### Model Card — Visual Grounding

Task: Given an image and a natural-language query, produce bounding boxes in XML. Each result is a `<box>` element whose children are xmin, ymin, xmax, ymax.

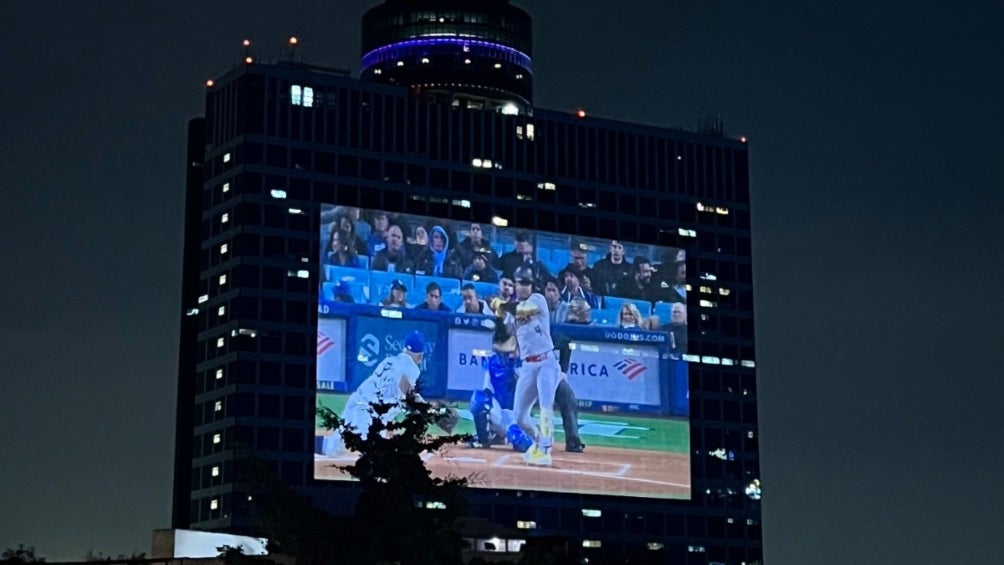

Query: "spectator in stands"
<box><xmin>326</xmin><ymin>229</ymin><xmax>363</xmax><ymax>268</ymax></box>
<box><xmin>455</xmin><ymin>223</ymin><xmax>500</xmax><ymax>270</ymax></box>
<box><xmin>621</xmin><ymin>256</ymin><xmax>657</xmax><ymax>303</ymax></box>
<box><xmin>371</xmin><ymin>224</ymin><xmax>414</xmax><ymax>273</ymax></box>
<box><xmin>564</xmin><ymin>297</ymin><xmax>594</xmax><ymax>325</ymax></box>
<box><xmin>544</xmin><ymin>278</ymin><xmax>567</xmax><ymax>324</ymax></box>
<box><xmin>415</xmin><ymin>225</ymin><xmax>463</xmax><ymax>277</ymax></box>
<box><xmin>665</xmin><ymin>302</ymin><xmax>688</xmax><ymax>358</ymax></box>
<box><xmin>414</xmin><ymin>281</ymin><xmax>452</xmax><ymax>312</ymax></box>
<box><xmin>332</xmin><ymin>207</ymin><xmax>369</xmax><ymax>256</ymax></box>
<box><xmin>461</xmin><ymin>253</ymin><xmax>499</xmax><ymax>283</ymax></box>
<box><xmin>562</xmin><ymin>244</ymin><xmax>596</xmax><ymax>294</ymax></box>
<box><xmin>407</xmin><ymin>224</ymin><xmax>428</xmax><ymax>258</ymax></box>
<box><xmin>591</xmin><ymin>240</ymin><xmax>633</xmax><ymax>296</ymax></box>
<box><xmin>495</xmin><ymin>275</ymin><xmax>515</xmax><ymax>304</ymax></box>
<box><xmin>457</xmin><ymin>283</ymin><xmax>493</xmax><ymax>315</ymax></box>
<box><xmin>366</xmin><ymin>211</ymin><xmax>390</xmax><ymax>256</ymax></box>
<box><xmin>558</xmin><ymin>269</ymin><xmax>599</xmax><ymax>309</ymax></box>
<box><xmin>655</xmin><ymin>260</ymin><xmax>687</xmax><ymax>303</ymax></box>
<box><xmin>379</xmin><ymin>279</ymin><xmax>409</xmax><ymax>308</ymax></box>
<box><xmin>499</xmin><ymin>232</ymin><xmax>551</xmax><ymax>281</ymax></box>
<box><xmin>617</xmin><ymin>303</ymin><xmax>658</xmax><ymax>330</ymax></box>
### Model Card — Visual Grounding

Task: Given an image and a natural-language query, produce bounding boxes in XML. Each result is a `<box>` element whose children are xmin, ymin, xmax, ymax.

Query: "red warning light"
<box><xmin>242</xmin><ymin>39</ymin><xmax>251</xmax><ymax>47</ymax></box>
<box><xmin>245</xmin><ymin>56</ymin><xmax>253</xmax><ymax>64</ymax></box>
<box><xmin>289</xmin><ymin>36</ymin><xmax>299</xmax><ymax>45</ymax></box>
<box><xmin>740</xmin><ymin>136</ymin><xmax>747</xmax><ymax>143</ymax></box>
<box><xmin>206</xmin><ymin>79</ymin><xmax>214</xmax><ymax>87</ymax></box>
<box><xmin>576</xmin><ymin>109</ymin><xmax>587</xmax><ymax>119</ymax></box>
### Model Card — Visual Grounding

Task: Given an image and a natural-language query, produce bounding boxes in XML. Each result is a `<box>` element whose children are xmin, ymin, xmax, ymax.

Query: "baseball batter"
<box><xmin>511</xmin><ymin>267</ymin><xmax>560</xmax><ymax>466</ymax></box>
<box><xmin>321</xmin><ymin>330</ymin><xmax>426</xmax><ymax>456</ymax></box>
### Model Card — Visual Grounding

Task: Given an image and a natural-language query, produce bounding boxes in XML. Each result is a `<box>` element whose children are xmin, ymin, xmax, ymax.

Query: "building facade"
<box><xmin>175</xmin><ymin>1</ymin><xmax>761</xmax><ymax>562</ymax></box>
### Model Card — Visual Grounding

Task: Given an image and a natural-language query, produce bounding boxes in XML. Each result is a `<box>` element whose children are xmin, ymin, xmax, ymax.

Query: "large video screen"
<box><xmin>314</xmin><ymin>205</ymin><xmax>691</xmax><ymax>500</ymax></box>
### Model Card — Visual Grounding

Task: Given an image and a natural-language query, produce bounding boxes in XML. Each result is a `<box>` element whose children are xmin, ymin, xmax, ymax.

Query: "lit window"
<box><xmin>215</xmin><ymin>369</ymin><xmax>223</xmax><ymax>380</ymax></box>
<box><xmin>682</xmin><ymin>354</ymin><xmax>700</xmax><ymax>363</ymax></box>
<box><xmin>396</xmin><ymin>61</ymin><xmax>404</xmax><ymax>67</ymax></box>
<box><xmin>700</xmin><ymin>272</ymin><xmax>718</xmax><ymax>281</ymax></box>
<box><xmin>516</xmin><ymin>520</ymin><xmax>536</xmax><ymax>529</ymax></box>
<box><xmin>721</xmin><ymin>358</ymin><xmax>735</xmax><ymax>366</ymax></box>
<box><xmin>718</xmin><ymin>287</ymin><xmax>731</xmax><ymax>296</ymax></box>
<box><xmin>515</xmin><ymin>73</ymin><xmax>523</xmax><ymax>79</ymax></box>
<box><xmin>481</xmin><ymin>159</ymin><xmax>493</xmax><ymax>168</ymax></box>
<box><xmin>233</xmin><ymin>328</ymin><xmax>257</xmax><ymax>338</ymax></box>
<box><xmin>185</xmin><ymin>308</ymin><xmax>199</xmax><ymax>317</ymax></box>
<box><xmin>471</xmin><ymin>158</ymin><xmax>483</xmax><ymax>167</ymax></box>
<box><xmin>491</xmin><ymin>216</ymin><xmax>508</xmax><ymax>227</ymax></box>
<box><xmin>217</xmin><ymin>306</ymin><xmax>225</xmax><ymax>317</ymax></box>
<box><xmin>214</xmin><ymin>400</ymin><xmax>222</xmax><ymax>412</ymax></box>
<box><xmin>494</xmin><ymin>62</ymin><xmax>502</xmax><ymax>69</ymax></box>
<box><xmin>463</xmin><ymin>58</ymin><xmax>471</xmax><ymax>64</ymax></box>
<box><xmin>582</xmin><ymin>540</ymin><xmax>602</xmax><ymax>548</ymax></box>
<box><xmin>302</xmin><ymin>87</ymin><xmax>314</xmax><ymax>108</ymax></box>
<box><xmin>220</xmin><ymin>213</ymin><xmax>229</xmax><ymax>224</ymax></box>
<box><xmin>286</xmin><ymin>269</ymin><xmax>309</xmax><ymax>279</ymax></box>
<box><xmin>516</xmin><ymin>194</ymin><xmax>532</xmax><ymax>201</ymax></box>
<box><xmin>373</xmin><ymin>68</ymin><xmax>382</xmax><ymax>75</ymax></box>
<box><xmin>647</xmin><ymin>542</ymin><xmax>664</xmax><ymax>551</ymax></box>
<box><xmin>526</xmin><ymin>123</ymin><xmax>535</xmax><ymax>140</ymax></box>
<box><xmin>212</xmin><ymin>433</ymin><xmax>221</xmax><ymax>444</ymax></box>
<box><xmin>218</xmin><ymin>274</ymin><xmax>227</xmax><ymax>286</ymax></box>
<box><xmin>745</xmin><ymin>479</ymin><xmax>762</xmax><ymax>500</ymax></box>
<box><xmin>537</xmin><ymin>182</ymin><xmax>556</xmax><ymax>191</ymax></box>
<box><xmin>288</xmin><ymin>207</ymin><xmax>303</xmax><ymax>215</ymax></box>
<box><xmin>270</xmin><ymin>189</ymin><xmax>287</xmax><ymax>199</ymax></box>
<box><xmin>500</xmin><ymin>102</ymin><xmax>519</xmax><ymax>115</ymax></box>
<box><xmin>716</xmin><ymin>206</ymin><xmax>730</xmax><ymax>215</ymax></box>
<box><xmin>219</xmin><ymin>243</ymin><xmax>228</xmax><ymax>255</ymax></box>
<box><xmin>578</xmin><ymin>202</ymin><xmax>596</xmax><ymax>209</ymax></box>
<box><xmin>741</xmin><ymin>359</ymin><xmax>756</xmax><ymax>368</ymax></box>
<box><xmin>424</xmin><ymin>501</ymin><xmax>446</xmax><ymax>509</ymax></box>
<box><xmin>421</xmin><ymin>57</ymin><xmax>430</xmax><ymax>64</ymax></box>
<box><xmin>700</xmin><ymin>285</ymin><xmax>712</xmax><ymax>294</ymax></box>
<box><xmin>290</xmin><ymin>85</ymin><xmax>302</xmax><ymax>105</ymax></box>
<box><xmin>451</xmin><ymin>199</ymin><xmax>471</xmax><ymax>208</ymax></box>
<box><xmin>701</xmin><ymin>356</ymin><xmax>721</xmax><ymax>365</ymax></box>
<box><xmin>210</xmin><ymin>499</ymin><xmax>219</xmax><ymax>510</ymax></box>
<box><xmin>211</xmin><ymin>466</ymin><xmax>219</xmax><ymax>477</ymax></box>
<box><xmin>581</xmin><ymin>509</ymin><xmax>601</xmax><ymax>518</ymax></box>
<box><xmin>699</xmin><ymin>300</ymin><xmax>717</xmax><ymax>308</ymax></box>
<box><xmin>697</xmin><ymin>202</ymin><xmax>708</xmax><ymax>212</ymax></box>
<box><xmin>516</xmin><ymin>125</ymin><xmax>524</xmax><ymax>138</ymax></box>
<box><xmin>221</xmin><ymin>182</ymin><xmax>230</xmax><ymax>193</ymax></box>
<box><xmin>222</xmin><ymin>153</ymin><xmax>231</xmax><ymax>163</ymax></box>
<box><xmin>216</xmin><ymin>337</ymin><xmax>224</xmax><ymax>348</ymax></box>
<box><xmin>688</xmin><ymin>545</ymin><xmax>706</xmax><ymax>553</ymax></box>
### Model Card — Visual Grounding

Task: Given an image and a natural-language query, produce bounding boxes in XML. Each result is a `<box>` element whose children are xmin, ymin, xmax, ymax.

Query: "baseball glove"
<box><xmin>430</xmin><ymin>402</ymin><xmax>460</xmax><ymax>434</ymax></box>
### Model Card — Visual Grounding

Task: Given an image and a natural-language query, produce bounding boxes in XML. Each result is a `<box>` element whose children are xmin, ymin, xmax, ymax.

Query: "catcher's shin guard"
<box><xmin>470</xmin><ymin>390</ymin><xmax>492</xmax><ymax>444</ymax></box>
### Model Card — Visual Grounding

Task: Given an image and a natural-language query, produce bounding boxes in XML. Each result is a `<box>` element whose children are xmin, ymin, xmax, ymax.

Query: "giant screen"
<box><xmin>314</xmin><ymin>205</ymin><xmax>691</xmax><ymax>499</ymax></box>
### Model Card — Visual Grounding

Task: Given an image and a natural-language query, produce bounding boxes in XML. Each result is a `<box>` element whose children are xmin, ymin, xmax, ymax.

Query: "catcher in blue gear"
<box><xmin>468</xmin><ymin>351</ymin><xmax>533</xmax><ymax>452</ymax></box>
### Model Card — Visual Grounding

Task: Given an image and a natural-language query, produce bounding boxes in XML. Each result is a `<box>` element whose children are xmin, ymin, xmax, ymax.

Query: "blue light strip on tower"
<box><xmin>361</xmin><ymin>38</ymin><xmax>532</xmax><ymax>71</ymax></box>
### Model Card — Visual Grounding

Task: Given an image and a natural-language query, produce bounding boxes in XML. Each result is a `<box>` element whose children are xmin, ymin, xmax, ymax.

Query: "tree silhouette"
<box><xmin>1</xmin><ymin>545</ymin><xmax>44</xmax><ymax>564</ymax></box>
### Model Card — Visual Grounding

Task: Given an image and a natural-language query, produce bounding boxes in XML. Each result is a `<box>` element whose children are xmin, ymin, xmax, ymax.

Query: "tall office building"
<box><xmin>175</xmin><ymin>1</ymin><xmax>761</xmax><ymax>562</ymax></box>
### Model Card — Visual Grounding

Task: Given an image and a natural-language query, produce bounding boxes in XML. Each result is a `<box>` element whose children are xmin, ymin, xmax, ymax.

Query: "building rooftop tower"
<box><xmin>360</xmin><ymin>0</ymin><xmax>533</xmax><ymax>113</ymax></box>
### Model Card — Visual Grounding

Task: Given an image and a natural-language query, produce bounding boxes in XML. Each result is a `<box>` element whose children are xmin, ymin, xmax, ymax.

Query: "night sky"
<box><xmin>1</xmin><ymin>1</ymin><xmax>1001</xmax><ymax>563</ymax></box>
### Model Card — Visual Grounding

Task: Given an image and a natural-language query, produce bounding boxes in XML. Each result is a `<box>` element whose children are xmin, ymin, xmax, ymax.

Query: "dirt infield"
<box><xmin>314</xmin><ymin>439</ymin><xmax>691</xmax><ymax>500</ymax></box>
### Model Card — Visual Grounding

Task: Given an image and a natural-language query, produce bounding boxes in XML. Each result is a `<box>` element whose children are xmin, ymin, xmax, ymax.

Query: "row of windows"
<box><xmin>194</xmin><ymin>392</ymin><xmax>308</xmax><ymax>426</ymax></box>
<box><xmin>205</xmin><ymin>73</ymin><xmax>749</xmax><ymax>203</ymax></box>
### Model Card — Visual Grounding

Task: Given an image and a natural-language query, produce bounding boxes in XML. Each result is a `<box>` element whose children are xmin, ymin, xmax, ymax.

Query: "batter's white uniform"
<box><xmin>321</xmin><ymin>352</ymin><xmax>421</xmax><ymax>456</ymax></box>
<box><xmin>512</xmin><ymin>293</ymin><xmax>559</xmax><ymax>450</ymax></box>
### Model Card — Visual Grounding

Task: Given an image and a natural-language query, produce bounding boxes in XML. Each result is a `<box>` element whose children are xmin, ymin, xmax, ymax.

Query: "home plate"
<box><xmin>443</xmin><ymin>456</ymin><xmax>488</xmax><ymax>464</ymax></box>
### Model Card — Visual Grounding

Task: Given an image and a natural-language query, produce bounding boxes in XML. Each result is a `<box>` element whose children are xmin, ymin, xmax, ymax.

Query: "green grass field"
<box><xmin>316</xmin><ymin>392</ymin><xmax>689</xmax><ymax>454</ymax></box>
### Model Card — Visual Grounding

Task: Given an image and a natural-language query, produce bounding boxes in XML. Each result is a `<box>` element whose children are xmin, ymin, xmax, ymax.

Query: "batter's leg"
<box><xmin>534</xmin><ymin>357</ymin><xmax>560</xmax><ymax>452</ymax></box>
<box><xmin>512</xmin><ymin>364</ymin><xmax>540</xmax><ymax>439</ymax></box>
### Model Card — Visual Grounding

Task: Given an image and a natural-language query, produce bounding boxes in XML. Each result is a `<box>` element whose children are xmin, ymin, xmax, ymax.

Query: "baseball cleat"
<box><xmin>522</xmin><ymin>444</ymin><xmax>552</xmax><ymax>466</ymax></box>
<box><xmin>565</xmin><ymin>443</ymin><xmax>586</xmax><ymax>453</ymax></box>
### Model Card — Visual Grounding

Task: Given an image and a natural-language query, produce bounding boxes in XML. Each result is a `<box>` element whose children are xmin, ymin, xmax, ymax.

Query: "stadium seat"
<box><xmin>652</xmin><ymin>301</ymin><xmax>674</xmax><ymax>325</ymax></box>
<box><xmin>465</xmin><ymin>280</ymin><xmax>499</xmax><ymax>301</ymax></box>
<box><xmin>325</xmin><ymin>265</ymin><xmax>369</xmax><ymax>285</ymax></box>
<box><xmin>415</xmin><ymin>274</ymin><xmax>460</xmax><ymax>296</ymax></box>
<box><xmin>551</xmin><ymin>249</ymin><xmax>570</xmax><ymax>271</ymax></box>
<box><xmin>441</xmin><ymin>293</ymin><xmax>463</xmax><ymax>311</ymax></box>
<box><xmin>591</xmin><ymin>308</ymin><xmax>621</xmax><ymax>326</ymax></box>
<box><xmin>357</xmin><ymin>255</ymin><xmax>370</xmax><ymax>270</ymax></box>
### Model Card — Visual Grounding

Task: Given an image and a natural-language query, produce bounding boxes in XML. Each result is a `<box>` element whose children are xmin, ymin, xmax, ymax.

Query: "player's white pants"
<box><xmin>513</xmin><ymin>353</ymin><xmax>560</xmax><ymax>448</ymax></box>
<box><xmin>321</xmin><ymin>392</ymin><xmax>399</xmax><ymax>456</ymax></box>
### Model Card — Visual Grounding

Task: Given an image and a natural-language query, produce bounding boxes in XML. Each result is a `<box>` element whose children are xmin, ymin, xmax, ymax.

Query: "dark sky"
<box><xmin>1</xmin><ymin>1</ymin><xmax>1001</xmax><ymax>563</ymax></box>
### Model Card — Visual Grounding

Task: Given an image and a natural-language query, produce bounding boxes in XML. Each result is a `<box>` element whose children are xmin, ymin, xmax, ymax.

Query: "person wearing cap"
<box><xmin>558</xmin><ymin>268</ymin><xmax>599</xmax><ymax>310</ymax></box>
<box><xmin>414</xmin><ymin>225</ymin><xmax>463</xmax><ymax>278</ymax></box>
<box><xmin>379</xmin><ymin>279</ymin><xmax>409</xmax><ymax>308</ymax></box>
<box><xmin>461</xmin><ymin>252</ymin><xmax>499</xmax><ymax>283</ymax></box>
<box><xmin>510</xmin><ymin>266</ymin><xmax>560</xmax><ymax>466</ymax></box>
<box><xmin>320</xmin><ymin>330</ymin><xmax>428</xmax><ymax>456</ymax></box>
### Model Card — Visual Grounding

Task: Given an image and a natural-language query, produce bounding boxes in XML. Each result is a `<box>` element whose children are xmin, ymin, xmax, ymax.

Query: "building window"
<box><xmin>582</xmin><ymin>540</ymin><xmax>602</xmax><ymax>548</ymax></box>
<box><xmin>215</xmin><ymin>368</ymin><xmax>223</xmax><ymax>380</ymax></box>
<box><xmin>216</xmin><ymin>337</ymin><xmax>225</xmax><ymax>349</ymax></box>
<box><xmin>197</xmin><ymin>294</ymin><xmax>209</xmax><ymax>304</ymax></box>
<box><xmin>220</xmin><ymin>212</ymin><xmax>229</xmax><ymax>224</ymax></box>
<box><xmin>581</xmin><ymin>509</ymin><xmax>601</xmax><ymax>518</ymax></box>
<box><xmin>516</xmin><ymin>520</ymin><xmax>536</xmax><ymax>530</ymax></box>
<box><xmin>211</xmin><ymin>466</ymin><xmax>219</xmax><ymax>477</ymax></box>
<box><xmin>219</xmin><ymin>243</ymin><xmax>228</xmax><ymax>255</ymax></box>
<box><xmin>222</xmin><ymin>153</ymin><xmax>231</xmax><ymax>163</ymax></box>
<box><xmin>214</xmin><ymin>400</ymin><xmax>222</xmax><ymax>412</ymax></box>
<box><xmin>212</xmin><ymin>433</ymin><xmax>221</xmax><ymax>444</ymax></box>
<box><xmin>209</xmin><ymin>498</ymin><xmax>219</xmax><ymax>510</ymax></box>
<box><xmin>218</xmin><ymin>274</ymin><xmax>227</xmax><ymax>286</ymax></box>
<box><xmin>217</xmin><ymin>306</ymin><xmax>225</xmax><ymax>317</ymax></box>
<box><xmin>221</xmin><ymin>182</ymin><xmax>230</xmax><ymax>193</ymax></box>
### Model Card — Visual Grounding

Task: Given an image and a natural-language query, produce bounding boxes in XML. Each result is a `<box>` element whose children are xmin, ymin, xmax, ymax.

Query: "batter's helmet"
<box><xmin>513</xmin><ymin>264</ymin><xmax>535</xmax><ymax>284</ymax></box>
